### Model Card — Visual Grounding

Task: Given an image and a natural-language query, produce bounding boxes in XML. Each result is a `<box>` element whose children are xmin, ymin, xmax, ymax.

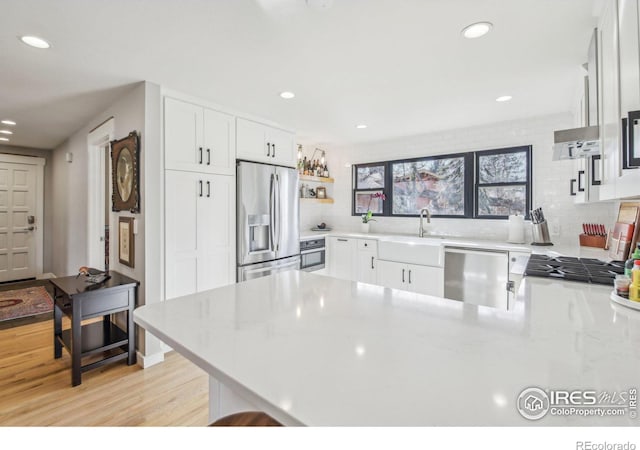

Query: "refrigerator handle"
<box><xmin>269</xmin><ymin>173</ymin><xmax>276</xmax><ymax>251</ymax></box>
<box><xmin>276</xmin><ymin>174</ymin><xmax>281</xmax><ymax>252</ymax></box>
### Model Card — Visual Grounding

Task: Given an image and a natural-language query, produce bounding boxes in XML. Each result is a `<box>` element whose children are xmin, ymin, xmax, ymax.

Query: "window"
<box><xmin>475</xmin><ymin>146</ymin><xmax>531</xmax><ymax>218</ymax></box>
<box><xmin>352</xmin><ymin>145</ymin><xmax>531</xmax><ymax>220</ymax></box>
<box><xmin>390</xmin><ymin>154</ymin><xmax>472</xmax><ymax>217</ymax></box>
<box><xmin>353</xmin><ymin>163</ymin><xmax>388</xmax><ymax>216</ymax></box>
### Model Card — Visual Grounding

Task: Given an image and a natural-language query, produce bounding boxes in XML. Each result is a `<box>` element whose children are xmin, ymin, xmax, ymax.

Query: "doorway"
<box><xmin>0</xmin><ymin>154</ymin><xmax>45</xmax><ymax>283</ymax></box>
<box><xmin>87</xmin><ymin>118</ymin><xmax>114</xmax><ymax>271</ymax></box>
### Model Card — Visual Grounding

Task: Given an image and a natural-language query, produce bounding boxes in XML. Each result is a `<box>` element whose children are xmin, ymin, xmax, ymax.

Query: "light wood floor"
<box><xmin>0</xmin><ymin>317</ymin><xmax>209</xmax><ymax>426</ymax></box>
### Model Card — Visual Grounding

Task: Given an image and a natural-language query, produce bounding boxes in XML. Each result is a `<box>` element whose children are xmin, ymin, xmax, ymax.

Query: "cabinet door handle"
<box><xmin>199</xmin><ymin>147</ymin><xmax>203</xmax><ymax>164</ymax></box>
<box><xmin>408</xmin><ymin>269</ymin><xmax>412</xmax><ymax>284</ymax></box>
<box><xmin>402</xmin><ymin>268</ymin><xmax>405</xmax><ymax>283</ymax></box>
<box><xmin>578</xmin><ymin>170</ymin><xmax>585</xmax><ymax>192</ymax></box>
<box><xmin>199</xmin><ymin>180</ymin><xmax>203</xmax><ymax>197</ymax></box>
<box><xmin>337</xmin><ymin>238</ymin><xmax>348</xmax><ymax>242</ymax></box>
<box><xmin>207</xmin><ymin>148</ymin><xmax>211</xmax><ymax>165</ymax></box>
<box><xmin>207</xmin><ymin>181</ymin><xmax>211</xmax><ymax>198</ymax></box>
<box><xmin>266</xmin><ymin>143</ymin><xmax>271</xmax><ymax>157</ymax></box>
<box><xmin>371</xmin><ymin>256</ymin><xmax>374</xmax><ymax>269</ymax></box>
<box><xmin>570</xmin><ymin>179</ymin><xmax>576</xmax><ymax>196</ymax></box>
<box><xmin>272</xmin><ymin>144</ymin><xmax>276</xmax><ymax>158</ymax></box>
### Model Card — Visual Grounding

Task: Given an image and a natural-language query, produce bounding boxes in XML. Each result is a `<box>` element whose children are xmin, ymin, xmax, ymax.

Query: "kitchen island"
<box><xmin>133</xmin><ymin>271</ymin><xmax>640</xmax><ymax>426</ymax></box>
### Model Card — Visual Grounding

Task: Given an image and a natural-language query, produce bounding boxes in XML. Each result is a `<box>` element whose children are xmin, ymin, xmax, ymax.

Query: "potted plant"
<box><xmin>361</xmin><ymin>192</ymin><xmax>385</xmax><ymax>233</ymax></box>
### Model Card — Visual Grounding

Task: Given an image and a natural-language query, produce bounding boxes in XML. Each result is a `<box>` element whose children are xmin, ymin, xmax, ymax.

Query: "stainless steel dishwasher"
<box><xmin>444</xmin><ymin>246</ymin><xmax>511</xmax><ymax>310</ymax></box>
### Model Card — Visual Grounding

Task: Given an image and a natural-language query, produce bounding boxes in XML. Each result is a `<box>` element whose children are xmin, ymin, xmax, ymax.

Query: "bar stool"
<box><xmin>209</xmin><ymin>411</ymin><xmax>282</xmax><ymax>426</ymax></box>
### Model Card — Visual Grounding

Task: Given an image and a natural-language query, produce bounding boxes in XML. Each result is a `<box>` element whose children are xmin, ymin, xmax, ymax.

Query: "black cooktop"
<box><xmin>524</xmin><ymin>254</ymin><xmax>625</xmax><ymax>285</ymax></box>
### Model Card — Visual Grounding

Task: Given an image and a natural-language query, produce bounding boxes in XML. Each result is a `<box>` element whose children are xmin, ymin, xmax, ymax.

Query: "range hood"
<box><xmin>552</xmin><ymin>125</ymin><xmax>600</xmax><ymax>160</ymax></box>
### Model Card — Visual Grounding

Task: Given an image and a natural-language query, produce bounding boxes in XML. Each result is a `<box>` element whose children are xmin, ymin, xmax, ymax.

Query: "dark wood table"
<box><xmin>50</xmin><ymin>271</ymin><xmax>139</xmax><ymax>386</ymax></box>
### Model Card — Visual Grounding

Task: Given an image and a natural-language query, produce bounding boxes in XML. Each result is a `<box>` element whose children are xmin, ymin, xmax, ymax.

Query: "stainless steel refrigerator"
<box><xmin>237</xmin><ymin>160</ymin><xmax>300</xmax><ymax>281</ymax></box>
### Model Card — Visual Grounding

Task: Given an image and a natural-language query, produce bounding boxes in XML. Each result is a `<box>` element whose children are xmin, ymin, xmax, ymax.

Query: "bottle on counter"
<box><xmin>629</xmin><ymin>260</ymin><xmax>640</xmax><ymax>302</ymax></box>
<box><xmin>624</xmin><ymin>243</ymin><xmax>640</xmax><ymax>276</ymax></box>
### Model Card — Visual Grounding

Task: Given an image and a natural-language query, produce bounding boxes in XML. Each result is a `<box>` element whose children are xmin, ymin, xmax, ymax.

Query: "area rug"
<box><xmin>0</xmin><ymin>286</ymin><xmax>53</xmax><ymax>322</ymax></box>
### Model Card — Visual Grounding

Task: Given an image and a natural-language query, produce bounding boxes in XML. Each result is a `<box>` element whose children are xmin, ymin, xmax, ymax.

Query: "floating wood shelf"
<box><xmin>300</xmin><ymin>198</ymin><xmax>334</xmax><ymax>204</ymax></box>
<box><xmin>299</xmin><ymin>175</ymin><xmax>335</xmax><ymax>183</ymax></box>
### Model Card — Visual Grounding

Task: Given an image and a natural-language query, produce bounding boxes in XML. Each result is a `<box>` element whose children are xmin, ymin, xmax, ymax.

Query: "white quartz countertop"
<box><xmin>300</xmin><ymin>229</ymin><xmax>611</xmax><ymax>259</ymax></box>
<box><xmin>134</xmin><ymin>271</ymin><xmax>640</xmax><ymax>426</ymax></box>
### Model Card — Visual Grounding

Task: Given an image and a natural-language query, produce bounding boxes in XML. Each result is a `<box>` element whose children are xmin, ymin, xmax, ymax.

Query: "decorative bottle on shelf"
<box><xmin>323</xmin><ymin>164</ymin><xmax>329</xmax><ymax>178</ymax></box>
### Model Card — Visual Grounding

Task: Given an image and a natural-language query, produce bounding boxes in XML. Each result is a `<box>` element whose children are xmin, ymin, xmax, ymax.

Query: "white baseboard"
<box><xmin>136</xmin><ymin>350</ymin><xmax>165</xmax><ymax>368</ymax></box>
<box><xmin>36</xmin><ymin>272</ymin><xmax>57</xmax><ymax>279</ymax></box>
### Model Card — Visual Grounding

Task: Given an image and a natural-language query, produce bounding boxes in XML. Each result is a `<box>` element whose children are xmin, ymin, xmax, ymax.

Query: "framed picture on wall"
<box><xmin>118</xmin><ymin>217</ymin><xmax>135</xmax><ymax>268</ymax></box>
<box><xmin>111</xmin><ymin>131</ymin><xmax>140</xmax><ymax>213</ymax></box>
<box><xmin>316</xmin><ymin>186</ymin><xmax>327</xmax><ymax>199</ymax></box>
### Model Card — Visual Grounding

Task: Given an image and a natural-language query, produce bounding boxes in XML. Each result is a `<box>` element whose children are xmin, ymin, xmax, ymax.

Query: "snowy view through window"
<box><xmin>477</xmin><ymin>151</ymin><xmax>527</xmax><ymax>216</ymax></box>
<box><xmin>392</xmin><ymin>157</ymin><xmax>465</xmax><ymax>215</ymax></box>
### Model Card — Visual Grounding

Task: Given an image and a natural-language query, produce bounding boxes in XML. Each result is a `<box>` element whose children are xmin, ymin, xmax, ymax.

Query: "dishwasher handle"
<box><xmin>444</xmin><ymin>246</ymin><xmax>509</xmax><ymax>257</ymax></box>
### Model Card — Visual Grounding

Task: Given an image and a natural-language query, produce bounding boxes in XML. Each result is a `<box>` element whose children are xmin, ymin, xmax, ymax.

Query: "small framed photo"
<box><xmin>316</xmin><ymin>186</ymin><xmax>327</xmax><ymax>199</ymax></box>
<box><xmin>119</xmin><ymin>217</ymin><xmax>135</xmax><ymax>268</ymax></box>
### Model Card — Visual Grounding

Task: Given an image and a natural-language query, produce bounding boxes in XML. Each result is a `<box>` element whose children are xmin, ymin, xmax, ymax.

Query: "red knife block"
<box><xmin>579</xmin><ymin>234</ymin><xmax>607</xmax><ymax>249</ymax></box>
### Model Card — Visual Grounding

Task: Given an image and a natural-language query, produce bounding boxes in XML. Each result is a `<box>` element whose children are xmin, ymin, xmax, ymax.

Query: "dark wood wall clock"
<box><xmin>111</xmin><ymin>131</ymin><xmax>140</xmax><ymax>213</ymax></box>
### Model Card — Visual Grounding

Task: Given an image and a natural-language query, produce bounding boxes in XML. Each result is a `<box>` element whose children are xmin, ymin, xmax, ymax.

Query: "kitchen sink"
<box><xmin>377</xmin><ymin>237</ymin><xmax>444</xmax><ymax>267</ymax></box>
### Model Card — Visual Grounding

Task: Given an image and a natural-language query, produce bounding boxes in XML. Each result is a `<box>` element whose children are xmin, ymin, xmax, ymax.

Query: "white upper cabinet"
<box><xmin>598</xmin><ymin>0</ymin><xmax>622</xmax><ymax>200</ymax></box>
<box><xmin>617</xmin><ymin>0</ymin><xmax>640</xmax><ymax>197</ymax></box>
<box><xmin>164</xmin><ymin>97</ymin><xmax>235</xmax><ymax>175</ymax></box>
<box><xmin>619</xmin><ymin>0</ymin><xmax>640</xmax><ymax>114</ymax></box>
<box><xmin>236</xmin><ymin>118</ymin><xmax>296</xmax><ymax>167</ymax></box>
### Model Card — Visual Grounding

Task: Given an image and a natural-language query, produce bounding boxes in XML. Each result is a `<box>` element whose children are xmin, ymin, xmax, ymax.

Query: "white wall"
<box><xmin>0</xmin><ymin>144</ymin><xmax>54</xmax><ymax>272</ymax></box>
<box><xmin>51</xmin><ymin>81</ymin><xmax>162</xmax><ymax>357</ymax></box>
<box><xmin>302</xmin><ymin>113</ymin><xmax>617</xmax><ymax>246</ymax></box>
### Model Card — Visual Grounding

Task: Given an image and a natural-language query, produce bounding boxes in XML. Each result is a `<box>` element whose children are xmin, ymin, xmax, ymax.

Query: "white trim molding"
<box><xmin>87</xmin><ymin>118</ymin><xmax>114</xmax><ymax>270</ymax></box>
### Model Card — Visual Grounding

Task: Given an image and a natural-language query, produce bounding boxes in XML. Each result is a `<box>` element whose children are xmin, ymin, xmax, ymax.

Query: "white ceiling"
<box><xmin>2</xmin><ymin>0</ymin><xmax>598</xmax><ymax>150</ymax></box>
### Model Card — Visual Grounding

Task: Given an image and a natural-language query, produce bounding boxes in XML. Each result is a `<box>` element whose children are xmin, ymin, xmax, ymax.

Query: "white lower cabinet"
<box><xmin>376</xmin><ymin>260</ymin><xmax>444</xmax><ymax>297</ymax></box>
<box><xmin>327</xmin><ymin>237</ymin><xmax>357</xmax><ymax>281</ymax></box>
<box><xmin>356</xmin><ymin>239</ymin><xmax>377</xmax><ymax>284</ymax></box>
<box><xmin>165</xmin><ymin>170</ymin><xmax>235</xmax><ymax>300</ymax></box>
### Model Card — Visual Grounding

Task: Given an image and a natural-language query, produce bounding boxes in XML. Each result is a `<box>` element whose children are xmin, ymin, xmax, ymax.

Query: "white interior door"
<box><xmin>0</xmin><ymin>162</ymin><xmax>38</xmax><ymax>282</ymax></box>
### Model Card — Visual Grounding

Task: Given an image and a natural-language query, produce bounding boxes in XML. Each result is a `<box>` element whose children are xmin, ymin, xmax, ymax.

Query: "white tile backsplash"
<box><xmin>300</xmin><ymin>113</ymin><xmax>617</xmax><ymax>247</ymax></box>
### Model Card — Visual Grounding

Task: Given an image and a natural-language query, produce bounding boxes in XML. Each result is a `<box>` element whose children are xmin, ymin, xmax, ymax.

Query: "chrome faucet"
<box><xmin>418</xmin><ymin>207</ymin><xmax>431</xmax><ymax>237</ymax></box>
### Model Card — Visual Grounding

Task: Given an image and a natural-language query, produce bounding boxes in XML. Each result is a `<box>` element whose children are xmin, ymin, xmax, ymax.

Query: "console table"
<box><xmin>51</xmin><ymin>271</ymin><xmax>139</xmax><ymax>386</ymax></box>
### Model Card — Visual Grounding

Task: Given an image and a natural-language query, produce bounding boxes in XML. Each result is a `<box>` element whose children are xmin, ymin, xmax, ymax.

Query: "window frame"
<box><xmin>351</xmin><ymin>145</ymin><xmax>532</xmax><ymax>221</ymax></box>
<box><xmin>474</xmin><ymin>146</ymin><xmax>532</xmax><ymax>220</ymax></box>
<box><xmin>387</xmin><ymin>152</ymin><xmax>474</xmax><ymax>218</ymax></box>
<box><xmin>352</xmin><ymin>162</ymin><xmax>391</xmax><ymax>217</ymax></box>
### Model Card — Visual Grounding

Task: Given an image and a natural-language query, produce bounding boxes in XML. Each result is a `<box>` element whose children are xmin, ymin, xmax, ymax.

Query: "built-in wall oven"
<box><xmin>300</xmin><ymin>237</ymin><xmax>325</xmax><ymax>272</ymax></box>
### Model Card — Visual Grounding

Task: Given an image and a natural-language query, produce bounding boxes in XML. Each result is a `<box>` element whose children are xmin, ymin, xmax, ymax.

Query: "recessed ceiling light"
<box><xmin>0</xmin><ymin>137</ymin><xmax>9</xmax><ymax>142</ymax></box>
<box><xmin>356</xmin><ymin>124</ymin><xmax>368</xmax><ymax>129</ymax></box>
<box><xmin>19</xmin><ymin>35</ymin><xmax>51</xmax><ymax>49</ymax></box>
<box><xmin>0</xmin><ymin>130</ymin><xmax>13</xmax><ymax>135</ymax></box>
<box><xmin>306</xmin><ymin>0</ymin><xmax>334</xmax><ymax>10</ymax></box>
<box><xmin>280</xmin><ymin>91</ymin><xmax>295</xmax><ymax>99</ymax></box>
<box><xmin>496</xmin><ymin>95</ymin><xmax>513</xmax><ymax>102</ymax></box>
<box><xmin>1</xmin><ymin>120</ymin><xmax>16</xmax><ymax>126</ymax></box>
<box><xmin>461</xmin><ymin>22</ymin><xmax>493</xmax><ymax>39</ymax></box>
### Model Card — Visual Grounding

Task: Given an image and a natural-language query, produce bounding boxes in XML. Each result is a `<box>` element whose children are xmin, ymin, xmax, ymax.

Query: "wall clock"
<box><xmin>110</xmin><ymin>131</ymin><xmax>140</xmax><ymax>213</ymax></box>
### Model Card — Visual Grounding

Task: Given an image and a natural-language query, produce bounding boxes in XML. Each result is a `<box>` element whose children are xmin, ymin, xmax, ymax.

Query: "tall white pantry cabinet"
<box><xmin>164</xmin><ymin>96</ymin><xmax>236</xmax><ymax>300</ymax></box>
